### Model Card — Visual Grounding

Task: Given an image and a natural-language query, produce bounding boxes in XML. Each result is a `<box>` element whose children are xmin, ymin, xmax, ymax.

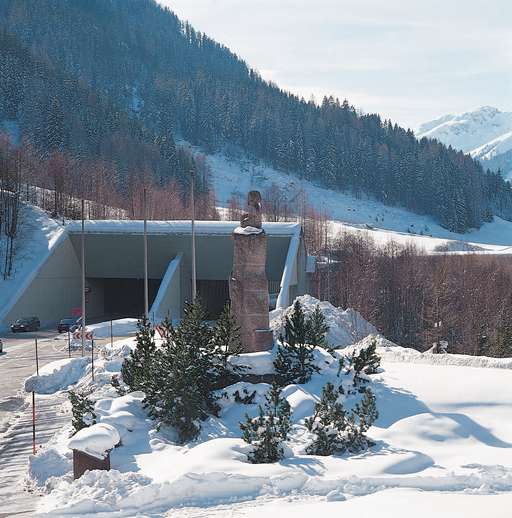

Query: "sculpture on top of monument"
<box><xmin>230</xmin><ymin>190</ymin><xmax>273</xmax><ymax>352</ymax></box>
<box><xmin>240</xmin><ymin>190</ymin><xmax>263</xmax><ymax>229</ymax></box>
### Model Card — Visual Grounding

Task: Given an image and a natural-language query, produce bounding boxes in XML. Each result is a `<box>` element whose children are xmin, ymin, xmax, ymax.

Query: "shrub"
<box><xmin>68</xmin><ymin>389</ymin><xmax>96</xmax><ymax>434</ymax></box>
<box><xmin>240</xmin><ymin>383</ymin><xmax>291</xmax><ymax>463</ymax></box>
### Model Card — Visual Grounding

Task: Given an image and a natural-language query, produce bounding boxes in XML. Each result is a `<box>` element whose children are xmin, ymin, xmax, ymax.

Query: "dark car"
<box><xmin>57</xmin><ymin>317</ymin><xmax>82</xmax><ymax>333</ymax></box>
<box><xmin>11</xmin><ymin>317</ymin><xmax>40</xmax><ymax>333</ymax></box>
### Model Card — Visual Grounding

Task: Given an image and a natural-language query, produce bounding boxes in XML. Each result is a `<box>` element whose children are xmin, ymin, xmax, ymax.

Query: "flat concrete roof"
<box><xmin>66</xmin><ymin>220</ymin><xmax>302</xmax><ymax>237</ymax></box>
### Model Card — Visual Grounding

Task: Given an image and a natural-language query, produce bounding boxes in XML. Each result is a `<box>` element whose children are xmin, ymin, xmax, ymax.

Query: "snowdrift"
<box><xmin>24</xmin><ymin>357</ymin><xmax>90</xmax><ymax>394</ymax></box>
<box><xmin>270</xmin><ymin>294</ymin><xmax>377</xmax><ymax>348</ymax></box>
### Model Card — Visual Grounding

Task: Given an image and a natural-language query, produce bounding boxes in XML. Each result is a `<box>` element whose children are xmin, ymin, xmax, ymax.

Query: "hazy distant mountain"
<box><xmin>417</xmin><ymin>106</ymin><xmax>512</xmax><ymax>179</ymax></box>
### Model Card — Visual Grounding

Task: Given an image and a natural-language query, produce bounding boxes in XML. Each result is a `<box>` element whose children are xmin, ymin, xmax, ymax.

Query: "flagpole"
<box><xmin>143</xmin><ymin>187</ymin><xmax>149</xmax><ymax>318</ymax></box>
<box><xmin>81</xmin><ymin>199</ymin><xmax>86</xmax><ymax>357</ymax></box>
<box><xmin>191</xmin><ymin>168</ymin><xmax>197</xmax><ymax>303</ymax></box>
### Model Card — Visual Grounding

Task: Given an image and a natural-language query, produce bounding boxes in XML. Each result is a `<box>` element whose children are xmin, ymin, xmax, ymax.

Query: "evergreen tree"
<box><xmin>345</xmin><ymin>388</ymin><xmax>378</xmax><ymax>452</ymax></box>
<box><xmin>121</xmin><ymin>316</ymin><xmax>156</xmax><ymax>393</ymax></box>
<box><xmin>305</xmin><ymin>382</ymin><xmax>346</xmax><ymax>455</ymax></box>
<box><xmin>68</xmin><ymin>389</ymin><xmax>96</xmax><ymax>434</ymax></box>
<box><xmin>143</xmin><ymin>301</ymin><xmax>244</xmax><ymax>443</ymax></box>
<box><xmin>146</xmin><ymin>302</ymin><xmax>215</xmax><ymax>442</ymax></box>
<box><xmin>240</xmin><ymin>383</ymin><xmax>291</xmax><ymax>463</ymax></box>
<box><xmin>274</xmin><ymin>300</ymin><xmax>319</xmax><ymax>385</ymax></box>
<box><xmin>306</xmin><ymin>304</ymin><xmax>329</xmax><ymax>348</ymax></box>
<box><xmin>351</xmin><ymin>339</ymin><xmax>381</xmax><ymax>377</ymax></box>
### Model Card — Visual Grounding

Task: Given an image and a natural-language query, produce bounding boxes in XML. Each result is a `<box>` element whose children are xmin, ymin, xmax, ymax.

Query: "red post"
<box><xmin>32</xmin><ymin>391</ymin><xmax>36</xmax><ymax>454</ymax></box>
<box><xmin>91</xmin><ymin>336</ymin><xmax>94</xmax><ymax>382</ymax></box>
<box><xmin>32</xmin><ymin>338</ymin><xmax>39</xmax><ymax>455</ymax></box>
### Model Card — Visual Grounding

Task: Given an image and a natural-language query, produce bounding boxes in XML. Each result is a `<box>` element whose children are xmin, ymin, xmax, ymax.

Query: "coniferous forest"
<box><xmin>1</xmin><ymin>0</ymin><xmax>512</xmax><ymax>232</ymax></box>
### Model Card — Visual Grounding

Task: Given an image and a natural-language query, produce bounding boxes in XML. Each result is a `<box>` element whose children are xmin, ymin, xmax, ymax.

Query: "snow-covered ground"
<box><xmin>22</xmin><ymin>299</ymin><xmax>512</xmax><ymax>517</ymax></box>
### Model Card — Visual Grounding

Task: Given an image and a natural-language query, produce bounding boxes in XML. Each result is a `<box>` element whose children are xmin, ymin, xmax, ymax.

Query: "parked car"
<box><xmin>10</xmin><ymin>317</ymin><xmax>40</xmax><ymax>333</ymax></box>
<box><xmin>57</xmin><ymin>317</ymin><xmax>82</xmax><ymax>333</ymax></box>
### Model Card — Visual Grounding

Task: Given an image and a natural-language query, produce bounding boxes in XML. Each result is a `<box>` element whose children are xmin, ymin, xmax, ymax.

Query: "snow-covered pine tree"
<box><xmin>68</xmin><ymin>389</ymin><xmax>96</xmax><ymax>433</ymax></box>
<box><xmin>240</xmin><ymin>383</ymin><xmax>291</xmax><ymax>463</ymax></box>
<box><xmin>209</xmin><ymin>303</ymin><xmax>246</xmax><ymax>387</ymax></box>
<box><xmin>274</xmin><ymin>300</ymin><xmax>319</xmax><ymax>385</ymax></box>
<box><xmin>305</xmin><ymin>382</ymin><xmax>346</xmax><ymax>455</ymax></box>
<box><xmin>147</xmin><ymin>301</ymin><xmax>215</xmax><ymax>442</ymax></box>
<box><xmin>350</xmin><ymin>338</ymin><xmax>381</xmax><ymax>380</ymax></box>
<box><xmin>345</xmin><ymin>387</ymin><xmax>378</xmax><ymax>452</ymax></box>
<box><xmin>121</xmin><ymin>316</ymin><xmax>156</xmax><ymax>393</ymax></box>
<box><xmin>306</xmin><ymin>304</ymin><xmax>329</xmax><ymax>348</ymax></box>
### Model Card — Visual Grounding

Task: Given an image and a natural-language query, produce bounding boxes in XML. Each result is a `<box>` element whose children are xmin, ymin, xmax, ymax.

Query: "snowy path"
<box><xmin>0</xmin><ymin>393</ymin><xmax>68</xmax><ymax>517</ymax></box>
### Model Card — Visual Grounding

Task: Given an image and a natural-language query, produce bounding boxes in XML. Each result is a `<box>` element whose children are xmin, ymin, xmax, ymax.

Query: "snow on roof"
<box><xmin>66</xmin><ymin>220</ymin><xmax>301</xmax><ymax>237</ymax></box>
<box><xmin>68</xmin><ymin>423</ymin><xmax>120</xmax><ymax>460</ymax></box>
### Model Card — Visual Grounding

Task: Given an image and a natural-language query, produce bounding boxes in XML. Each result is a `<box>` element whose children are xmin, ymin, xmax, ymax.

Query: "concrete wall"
<box><xmin>150</xmin><ymin>254</ymin><xmax>182</xmax><ymax>322</ymax></box>
<box><xmin>2</xmin><ymin>227</ymin><xmax>305</xmax><ymax>329</ymax></box>
<box><xmin>3</xmin><ymin>235</ymin><xmax>82</xmax><ymax>328</ymax></box>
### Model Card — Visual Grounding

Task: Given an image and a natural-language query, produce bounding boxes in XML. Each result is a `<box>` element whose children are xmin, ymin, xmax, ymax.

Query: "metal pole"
<box><xmin>81</xmin><ymin>199</ymin><xmax>86</xmax><ymax>357</ymax></box>
<box><xmin>35</xmin><ymin>338</ymin><xmax>39</xmax><ymax>375</ymax></box>
<box><xmin>143</xmin><ymin>188</ymin><xmax>149</xmax><ymax>318</ymax></box>
<box><xmin>190</xmin><ymin>169</ymin><xmax>197</xmax><ymax>303</ymax></box>
<box><xmin>91</xmin><ymin>337</ymin><xmax>94</xmax><ymax>382</ymax></box>
<box><xmin>110</xmin><ymin>319</ymin><xmax>113</xmax><ymax>349</ymax></box>
<box><xmin>67</xmin><ymin>330</ymin><xmax>71</xmax><ymax>358</ymax></box>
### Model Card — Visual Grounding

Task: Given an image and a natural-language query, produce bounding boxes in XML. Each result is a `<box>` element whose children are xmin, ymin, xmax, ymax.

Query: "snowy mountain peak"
<box><xmin>417</xmin><ymin>106</ymin><xmax>512</xmax><ymax>179</ymax></box>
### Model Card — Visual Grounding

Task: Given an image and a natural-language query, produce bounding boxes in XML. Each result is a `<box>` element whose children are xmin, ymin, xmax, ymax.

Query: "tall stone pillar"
<box><xmin>229</xmin><ymin>191</ymin><xmax>273</xmax><ymax>352</ymax></box>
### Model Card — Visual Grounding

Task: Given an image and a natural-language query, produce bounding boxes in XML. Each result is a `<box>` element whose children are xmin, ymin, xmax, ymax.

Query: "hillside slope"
<box><xmin>1</xmin><ymin>0</ymin><xmax>512</xmax><ymax>232</ymax></box>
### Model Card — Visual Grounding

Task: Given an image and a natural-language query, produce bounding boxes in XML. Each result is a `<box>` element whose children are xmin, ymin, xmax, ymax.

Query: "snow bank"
<box><xmin>87</xmin><ymin>318</ymin><xmax>139</xmax><ymax>339</ymax></box>
<box><xmin>270</xmin><ymin>294</ymin><xmax>377</xmax><ymax>348</ymax></box>
<box><xmin>28</xmin><ymin>448</ymin><xmax>72</xmax><ymax>488</ymax></box>
<box><xmin>68</xmin><ymin>423</ymin><xmax>120</xmax><ymax>460</ymax></box>
<box><xmin>24</xmin><ymin>357</ymin><xmax>89</xmax><ymax>394</ymax></box>
<box><xmin>350</xmin><ymin>334</ymin><xmax>512</xmax><ymax>370</ymax></box>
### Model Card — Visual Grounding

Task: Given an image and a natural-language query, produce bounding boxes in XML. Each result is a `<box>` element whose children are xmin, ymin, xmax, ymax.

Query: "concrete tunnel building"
<box><xmin>0</xmin><ymin>220</ymin><xmax>313</xmax><ymax>330</ymax></box>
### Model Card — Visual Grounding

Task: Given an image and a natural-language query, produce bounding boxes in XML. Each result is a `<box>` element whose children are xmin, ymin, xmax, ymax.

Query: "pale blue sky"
<box><xmin>160</xmin><ymin>0</ymin><xmax>512</xmax><ymax>129</ymax></box>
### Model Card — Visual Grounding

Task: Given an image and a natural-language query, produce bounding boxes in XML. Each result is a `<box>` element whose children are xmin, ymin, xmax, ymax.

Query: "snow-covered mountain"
<box><xmin>417</xmin><ymin>106</ymin><xmax>512</xmax><ymax>179</ymax></box>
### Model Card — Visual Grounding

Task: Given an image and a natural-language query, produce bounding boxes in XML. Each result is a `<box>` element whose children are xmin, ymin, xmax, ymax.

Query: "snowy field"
<box><xmin>22</xmin><ymin>300</ymin><xmax>512</xmax><ymax>517</ymax></box>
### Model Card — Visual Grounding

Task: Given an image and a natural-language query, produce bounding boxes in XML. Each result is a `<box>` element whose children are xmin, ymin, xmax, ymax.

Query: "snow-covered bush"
<box><xmin>68</xmin><ymin>389</ymin><xmax>96</xmax><ymax>433</ymax></box>
<box><xmin>274</xmin><ymin>300</ymin><xmax>327</xmax><ymax>385</ymax></box>
<box><xmin>305</xmin><ymin>381</ymin><xmax>378</xmax><ymax>456</ymax></box>
<box><xmin>344</xmin><ymin>388</ymin><xmax>378</xmax><ymax>452</ymax></box>
<box><xmin>344</xmin><ymin>338</ymin><xmax>381</xmax><ymax>389</ymax></box>
<box><xmin>305</xmin><ymin>382</ymin><xmax>346</xmax><ymax>455</ymax></box>
<box><xmin>240</xmin><ymin>383</ymin><xmax>291</xmax><ymax>463</ymax></box>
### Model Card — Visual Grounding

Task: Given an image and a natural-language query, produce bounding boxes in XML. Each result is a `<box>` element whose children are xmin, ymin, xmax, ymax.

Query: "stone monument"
<box><xmin>229</xmin><ymin>191</ymin><xmax>274</xmax><ymax>352</ymax></box>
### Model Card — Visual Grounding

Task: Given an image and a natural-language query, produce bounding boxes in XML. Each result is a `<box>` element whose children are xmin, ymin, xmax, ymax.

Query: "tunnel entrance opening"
<box><xmin>197</xmin><ymin>280</ymin><xmax>230</xmax><ymax>320</ymax></box>
<box><xmin>103</xmin><ymin>278</ymin><xmax>161</xmax><ymax>319</ymax></box>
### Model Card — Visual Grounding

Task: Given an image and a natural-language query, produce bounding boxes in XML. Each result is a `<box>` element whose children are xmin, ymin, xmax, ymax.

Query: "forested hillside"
<box><xmin>1</xmin><ymin>0</ymin><xmax>511</xmax><ymax>231</ymax></box>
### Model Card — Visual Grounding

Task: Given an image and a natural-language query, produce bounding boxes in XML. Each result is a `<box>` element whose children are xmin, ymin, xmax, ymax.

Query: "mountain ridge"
<box><xmin>1</xmin><ymin>0</ymin><xmax>512</xmax><ymax>232</ymax></box>
<box><xmin>418</xmin><ymin>106</ymin><xmax>512</xmax><ymax>179</ymax></box>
